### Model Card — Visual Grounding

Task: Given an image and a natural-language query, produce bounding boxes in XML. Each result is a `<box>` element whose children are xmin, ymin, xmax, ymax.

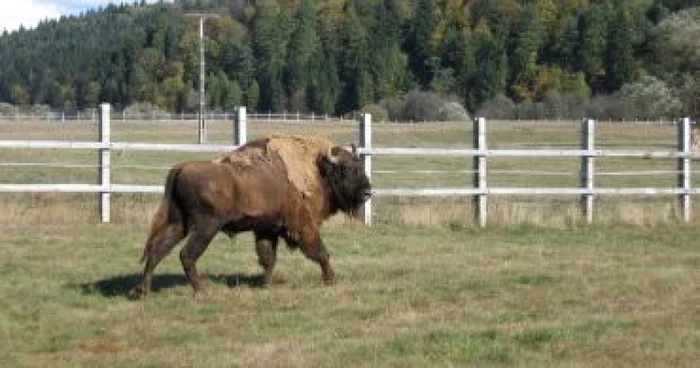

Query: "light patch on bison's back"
<box><xmin>267</xmin><ymin>135</ymin><xmax>333</xmax><ymax>197</ymax></box>
<box><xmin>212</xmin><ymin>146</ymin><xmax>267</xmax><ymax>167</ymax></box>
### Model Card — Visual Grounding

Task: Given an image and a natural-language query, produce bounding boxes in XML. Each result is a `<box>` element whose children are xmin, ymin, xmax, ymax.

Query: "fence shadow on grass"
<box><xmin>76</xmin><ymin>273</ymin><xmax>266</xmax><ymax>297</ymax></box>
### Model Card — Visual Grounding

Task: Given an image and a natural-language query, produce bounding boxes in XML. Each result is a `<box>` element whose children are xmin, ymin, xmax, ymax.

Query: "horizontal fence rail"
<box><xmin>373</xmin><ymin>188</ymin><xmax>700</xmax><ymax>196</ymax></box>
<box><xmin>0</xmin><ymin>104</ymin><xmax>697</xmax><ymax>226</ymax></box>
<box><xmin>364</xmin><ymin>147</ymin><xmax>700</xmax><ymax>159</ymax></box>
<box><xmin>0</xmin><ymin>140</ymin><xmax>238</xmax><ymax>152</ymax></box>
<box><xmin>0</xmin><ymin>110</ymin><xmax>349</xmax><ymax>124</ymax></box>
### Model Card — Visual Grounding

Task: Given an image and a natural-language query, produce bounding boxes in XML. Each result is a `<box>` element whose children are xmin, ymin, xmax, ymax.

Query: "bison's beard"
<box><xmin>328</xmin><ymin>180</ymin><xmax>369</xmax><ymax>217</ymax></box>
<box><xmin>345</xmin><ymin>207</ymin><xmax>361</xmax><ymax>218</ymax></box>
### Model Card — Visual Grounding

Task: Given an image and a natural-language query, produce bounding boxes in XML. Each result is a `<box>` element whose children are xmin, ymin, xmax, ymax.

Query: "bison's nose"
<box><xmin>364</xmin><ymin>189</ymin><xmax>373</xmax><ymax>201</ymax></box>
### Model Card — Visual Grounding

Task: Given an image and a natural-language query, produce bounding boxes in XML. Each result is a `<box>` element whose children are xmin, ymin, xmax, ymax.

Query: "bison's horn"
<box><xmin>327</xmin><ymin>146</ymin><xmax>340</xmax><ymax>164</ymax></box>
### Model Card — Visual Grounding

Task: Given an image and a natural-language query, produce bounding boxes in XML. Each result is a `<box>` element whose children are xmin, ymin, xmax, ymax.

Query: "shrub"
<box><xmin>30</xmin><ymin>104</ymin><xmax>51</xmax><ymax>115</ymax></box>
<box><xmin>438</xmin><ymin>101</ymin><xmax>470</xmax><ymax>122</ymax></box>
<box><xmin>401</xmin><ymin>90</ymin><xmax>443</xmax><ymax>122</ymax></box>
<box><xmin>380</xmin><ymin>90</ymin><xmax>470</xmax><ymax>122</ymax></box>
<box><xmin>379</xmin><ymin>97</ymin><xmax>404</xmax><ymax>122</ymax></box>
<box><xmin>360</xmin><ymin>104</ymin><xmax>389</xmax><ymax>123</ymax></box>
<box><xmin>476</xmin><ymin>95</ymin><xmax>516</xmax><ymax>120</ymax></box>
<box><xmin>0</xmin><ymin>103</ymin><xmax>16</xmax><ymax>117</ymax></box>
<box><xmin>586</xmin><ymin>94</ymin><xmax>623</xmax><ymax>121</ymax></box>
<box><xmin>618</xmin><ymin>76</ymin><xmax>681</xmax><ymax>120</ymax></box>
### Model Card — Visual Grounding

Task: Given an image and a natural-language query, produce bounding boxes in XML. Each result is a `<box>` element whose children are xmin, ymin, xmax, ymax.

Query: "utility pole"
<box><xmin>185</xmin><ymin>13</ymin><xmax>218</xmax><ymax>143</ymax></box>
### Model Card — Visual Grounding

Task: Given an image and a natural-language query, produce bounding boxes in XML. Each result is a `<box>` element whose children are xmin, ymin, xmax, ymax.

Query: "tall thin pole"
<box><xmin>98</xmin><ymin>104</ymin><xmax>111</xmax><ymax>223</ymax></box>
<box><xmin>198</xmin><ymin>15</ymin><xmax>206</xmax><ymax>144</ymax></box>
<box><xmin>473</xmin><ymin>117</ymin><xmax>487</xmax><ymax>227</ymax></box>
<box><xmin>187</xmin><ymin>13</ymin><xmax>218</xmax><ymax>143</ymax></box>
<box><xmin>677</xmin><ymin>117</ymin><xmax>691</xmax><ymax>223</ymax></box>
<box><xmin>360</xmin><ymin>113</ymin><xmax>372</xmax><ymax>225</ymax></box>
<box><xmin>581</xmin><ymin>118</ymin><xmax>595</xmax><ymax>225</ymax></box>
<box><xmin>235</xmin><ymin>106</ymin><xmax>247</xmax><ymax>146</ymax></box>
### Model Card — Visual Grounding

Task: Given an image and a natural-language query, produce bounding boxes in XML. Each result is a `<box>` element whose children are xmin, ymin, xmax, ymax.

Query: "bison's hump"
<box><xmin>212</xmin><ymin>146</ymin><xmax>269</xmax><ymax>168</ymax></box>
<box><xmin>214</xmin><ymin>135</ymin><xmax>333</xmax><ymax>198</ymax></box>
<box><xmin>267</xmin><ymin>135</ymin><xmax>333</xmax><ymax>197</ymax></box>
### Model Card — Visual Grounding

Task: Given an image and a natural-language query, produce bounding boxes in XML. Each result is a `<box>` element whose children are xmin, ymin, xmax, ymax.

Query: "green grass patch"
<box><xmin>516</xmin><ymin>319</ymin><xmax>638</xmax><ymax>349</ymax></box>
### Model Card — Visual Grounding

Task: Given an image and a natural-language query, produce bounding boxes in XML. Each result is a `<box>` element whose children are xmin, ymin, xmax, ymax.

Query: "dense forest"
<box><xmin>1</xmin><ymin>0</ymin><xmax>700</xmax><ymax>121</ymax></box>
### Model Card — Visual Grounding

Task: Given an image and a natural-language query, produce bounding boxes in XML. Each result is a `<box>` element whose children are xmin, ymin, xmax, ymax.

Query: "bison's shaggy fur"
<box><xmin>215</xmin><ymin>135</ymin><xmax>334</xmax><ymax>199</ymax></box>
<box><xmin>128</xmin><ymin>135</ymin><xmax>372</xmax><ymax>299</ymax></box>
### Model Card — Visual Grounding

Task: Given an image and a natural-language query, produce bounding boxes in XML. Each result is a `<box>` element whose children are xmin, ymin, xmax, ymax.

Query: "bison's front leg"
<box><xmin>254</xmin><ymin>232</ymin><xmax>279</xmax><ymax>286</ymax></box>
<box><xmin>300</xmin><ymin>233</ymin><xmax>335</xmax><ymax>284</ymax></box>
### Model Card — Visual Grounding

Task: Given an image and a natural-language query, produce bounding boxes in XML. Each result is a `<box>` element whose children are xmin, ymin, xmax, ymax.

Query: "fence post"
<box><xmin>581</xmin><ymin>118</ymin><xmax>595</xmax><ymax>225</ymax></box>
<box><xmin>360</xmin><ymin>113</ymin><xmax>372</xmax><ymax>225</ymax></box>
<box><xmin>235</xmin><ymin>106</ymin><xmax>247</xmax><ymax>146</ymax></box>
<box><xmin>473</xmin><ymin>117</ymin><xmax>487</xmax><ymax>227</ymax></box>
<box><xmin>677</xmin><ymin>117</ymin><xmax>691</xmax><ymax>223</ymax></box>
<box><xmin>98</xmin><ymin>103</ymin><xmax>111</xmax><ymax>223</ymax></box>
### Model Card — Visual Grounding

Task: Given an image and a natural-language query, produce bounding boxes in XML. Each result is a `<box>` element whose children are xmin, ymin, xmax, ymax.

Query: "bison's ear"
<box><xmin>351</xmin><ymin>143</ymin><xmax>357</xmax><ymax>156</ymax></box>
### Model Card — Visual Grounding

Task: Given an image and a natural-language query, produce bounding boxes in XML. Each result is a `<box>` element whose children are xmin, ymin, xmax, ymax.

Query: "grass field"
<box><xmin>0</xmin><ymin>219</ymin><xmax>698</xmax><ymax>367</ymax></box>
<box><xmin>1</xmin><ymin>119</ymin><xmax>699</xmax><ymax>366</ymax></box>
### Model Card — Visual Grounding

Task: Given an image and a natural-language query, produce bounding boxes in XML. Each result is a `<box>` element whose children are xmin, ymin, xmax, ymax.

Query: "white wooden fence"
<box><xmin>366</xmin><ymin>117</ymin><xmax>697</xmax><ymax>226</ymax></box>
<box><xmin>0</xmin><ymin>103</ymin><xmax>698</xmax><ymax>226</ymax></box>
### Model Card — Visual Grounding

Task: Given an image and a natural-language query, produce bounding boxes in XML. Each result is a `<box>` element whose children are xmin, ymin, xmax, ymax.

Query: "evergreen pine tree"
<box><xmin>604</xmin><ymin>6</ymin><xmax>636</xmax><ymax>92</ymax></box>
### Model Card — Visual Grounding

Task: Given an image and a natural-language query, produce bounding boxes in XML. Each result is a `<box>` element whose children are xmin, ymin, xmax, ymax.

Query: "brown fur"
<box><xmin>128</xmin><ymin>135</ymin><xmax>371</xmax><ymax>299</ymax></box>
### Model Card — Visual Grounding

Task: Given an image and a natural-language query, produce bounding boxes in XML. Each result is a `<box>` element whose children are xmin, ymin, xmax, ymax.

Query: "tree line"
<box><xmin>0</xmin><ymin>0</ymin><xmax>699</xmax><ymax>121</ymax></box>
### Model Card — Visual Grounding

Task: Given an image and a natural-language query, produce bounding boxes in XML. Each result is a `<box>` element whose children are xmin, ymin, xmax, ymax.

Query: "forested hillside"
<box><xmin>1</xmin><ymin>0</ymin><xmax>699</xmax><ymax>120</ymax></box>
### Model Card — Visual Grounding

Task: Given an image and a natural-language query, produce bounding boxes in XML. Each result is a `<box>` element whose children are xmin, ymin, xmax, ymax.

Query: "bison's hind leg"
<box><xmin>255</xmin><ymin>231</ymin><xmax>279</xmax><ymax>286</ymax></box>
<box><xmin>179</xmin><ymin>219</ymin><xmax>221</xmax><ymax>296</ymax></box>
<box><xmin>128</xmin><ymin>223</ymin><xmax>186</xmax><ymax>300</ymax></box>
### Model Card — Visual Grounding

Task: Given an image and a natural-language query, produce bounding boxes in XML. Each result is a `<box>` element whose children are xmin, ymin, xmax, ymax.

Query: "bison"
<box><xmin>128</xmin><ymin>135</ymin><xmax>372</xmax><ymax>299</ymax></box>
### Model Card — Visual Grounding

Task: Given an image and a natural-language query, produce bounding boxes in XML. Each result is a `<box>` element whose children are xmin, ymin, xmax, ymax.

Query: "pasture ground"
<box><xmin>0</xmin><ymin>215</ymin><xmax>698</xmax><ymax>367</ymax></box>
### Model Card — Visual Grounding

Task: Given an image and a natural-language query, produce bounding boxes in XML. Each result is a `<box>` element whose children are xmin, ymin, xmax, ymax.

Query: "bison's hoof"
<box><xmin>127</xmin><ymin>287</ymin><xmax>145</xmax><ymax>300</ymax></box>
<box><xmin>191</xmin><ymin>289</ymin><xmax>208</xmax><ymax>300</ymax></box>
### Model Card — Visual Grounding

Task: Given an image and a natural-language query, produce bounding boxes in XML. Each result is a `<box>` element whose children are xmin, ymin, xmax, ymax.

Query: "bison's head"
<box><xmin>318</xmin><ymin>145</ymin><xmax>372</xmax><ymax>216</ymax></box>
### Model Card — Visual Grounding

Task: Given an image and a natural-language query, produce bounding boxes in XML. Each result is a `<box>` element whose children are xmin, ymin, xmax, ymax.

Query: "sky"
<box><xmin>0</xmin><ymin>1</ymin><xmax>167</xmax><ymax>33</ymax></box>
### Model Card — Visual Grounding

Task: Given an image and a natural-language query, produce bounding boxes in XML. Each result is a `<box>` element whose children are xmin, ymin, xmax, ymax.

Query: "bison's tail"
<box><xmin>140</xmin><ymin>165</ymin><xmax>184</xmax><ymax>264</ymax></box>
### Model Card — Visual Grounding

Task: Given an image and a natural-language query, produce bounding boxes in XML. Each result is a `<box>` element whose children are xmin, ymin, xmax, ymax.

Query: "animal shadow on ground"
<box><xmin>75</xmin><ymin>273</ymin><xmax>266</xmax><ymax>297</ymax></box>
